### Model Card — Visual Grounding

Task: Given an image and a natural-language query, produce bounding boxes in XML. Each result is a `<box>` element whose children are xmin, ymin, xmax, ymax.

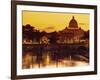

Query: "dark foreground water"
<box><xmin>22</xmin><ymin>44</ymin><xmax>89</xmax><ymax>69</ymax></box>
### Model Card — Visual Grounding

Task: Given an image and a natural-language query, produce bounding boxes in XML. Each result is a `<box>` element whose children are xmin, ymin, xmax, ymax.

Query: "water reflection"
<box><xmin>22</xmin><ymin>45</ymin><xmax>89</xmax><ymax>69</ymax></box>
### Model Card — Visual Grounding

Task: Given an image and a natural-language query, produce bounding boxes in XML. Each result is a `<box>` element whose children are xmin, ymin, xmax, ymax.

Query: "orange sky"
<box><xmin>22</xmin><ymin>11</ymin><xmax>89</xmax><ymax>32</ymax></box>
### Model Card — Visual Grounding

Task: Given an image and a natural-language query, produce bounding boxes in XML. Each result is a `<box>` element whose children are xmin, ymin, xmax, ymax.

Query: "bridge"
<box><xmin>23</xmin><ymin>43</ymin><xmax>88</xmax><ymax>51</ymax></box>
<box><xmin>22</xmin><ymin>43</ymin><xmax>89</xmax><ymax>62</ymax></box>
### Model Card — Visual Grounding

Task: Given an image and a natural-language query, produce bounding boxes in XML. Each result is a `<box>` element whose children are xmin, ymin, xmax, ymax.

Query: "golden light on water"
<box><xmin>22</xmin><ymin>53</ymin><xmax>89</xmax><ymax>69</ymax></box>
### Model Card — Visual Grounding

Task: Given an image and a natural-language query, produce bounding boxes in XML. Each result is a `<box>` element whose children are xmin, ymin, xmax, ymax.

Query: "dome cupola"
<box><xmin>69</xmin><ymin>16</ymin><xmax>78</xmax><ymax>28</ymax></box>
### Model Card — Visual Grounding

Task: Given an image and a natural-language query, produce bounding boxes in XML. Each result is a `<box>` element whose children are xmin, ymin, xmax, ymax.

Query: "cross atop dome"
<box><xmin>72</xmin><ymin>16</ymin><xmax>74</xmax><ymax>19</ymax></box>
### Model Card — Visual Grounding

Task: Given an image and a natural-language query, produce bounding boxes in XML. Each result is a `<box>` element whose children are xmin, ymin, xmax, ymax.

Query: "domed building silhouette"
<box><xmin>57</xmin><ymin>16</ymin><xmax>85</xmax><ymax>44</ymax></box>
<box><xmin>69</xmin><ymin>16</ymin><xmax>78</xmax><ymax>29</ymax></box>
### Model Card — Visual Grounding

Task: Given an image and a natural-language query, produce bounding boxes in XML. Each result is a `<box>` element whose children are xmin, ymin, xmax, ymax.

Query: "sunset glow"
<box><xmin>22</xmin><ymin>11</ymin><xmax>89</xmax><ymax>32</ymax></box>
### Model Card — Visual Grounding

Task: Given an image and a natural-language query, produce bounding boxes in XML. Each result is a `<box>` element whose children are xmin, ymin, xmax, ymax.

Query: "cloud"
<box><xmin>79</xmin><ymin>23</ymin><xmax>85</xmax><ymax>25</ymax></box>
<box><xmin>45</xmin><ymin>26</ymin><xmax>55</xmax><ymax>30</ymax></box>
<box><xmin>42</xmin><ymin>26</ymin><xmax>55</xmax><ymax>32</ymax></box>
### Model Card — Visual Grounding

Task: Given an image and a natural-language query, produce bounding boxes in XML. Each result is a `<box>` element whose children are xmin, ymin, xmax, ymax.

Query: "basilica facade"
<box><xmin>57</xmin><ymin>16</ymin><xmax>85</xmax><ymax>44</ymax></box>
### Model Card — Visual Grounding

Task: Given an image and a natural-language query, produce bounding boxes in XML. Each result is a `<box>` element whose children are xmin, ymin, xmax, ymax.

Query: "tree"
<box><xmin>23</xmin><ymin>24</ymin><xmax>34</xmax><ymax>40</ymax></box>
<box><xmin>49</xmin><ymin>31</ymin><xmax>58</xmax><ymax>44</ymax></box>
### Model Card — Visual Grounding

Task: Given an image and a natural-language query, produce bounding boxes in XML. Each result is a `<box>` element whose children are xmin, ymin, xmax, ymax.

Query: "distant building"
<box><xmin>57</xmin><ymin>16</ymin><xmax>85</xmax><ymax>44</ymax></box>
<box><xmin>40</xmin><ymin>36</ymin><xmax>50</xmax><ymax>44</ymax></box>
